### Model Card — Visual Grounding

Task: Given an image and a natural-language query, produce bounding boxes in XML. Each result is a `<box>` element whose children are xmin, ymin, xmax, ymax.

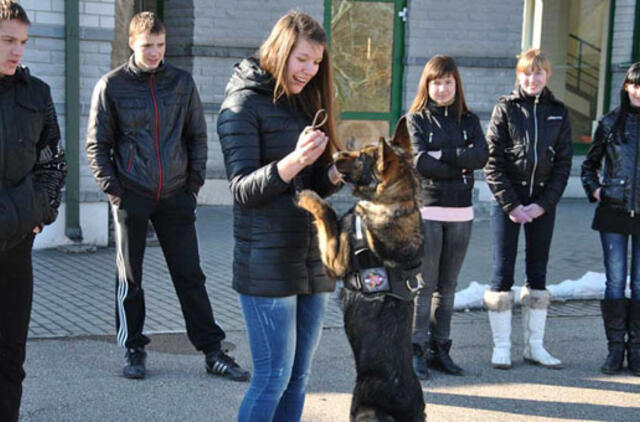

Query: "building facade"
<box><xmin>17</xmin><ymin>0</ymin><xmax>640</xmax><ymax>248</ymax></box>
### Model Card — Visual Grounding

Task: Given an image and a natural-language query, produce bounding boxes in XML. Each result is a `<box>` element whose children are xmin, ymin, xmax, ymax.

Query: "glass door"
<box><xmin>325</xmin><ymin>0</ymin><xmax>406</xmax><ymax>150</ymax></box>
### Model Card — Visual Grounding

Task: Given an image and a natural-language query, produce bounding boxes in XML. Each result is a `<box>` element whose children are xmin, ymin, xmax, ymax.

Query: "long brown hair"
<box><xmin>259</xmin><ymin>11</ymin><xmax>338</xmax><ymax>157</ymax></box>
<box><xmin>613</xmin><ymin>62</ymin><xmax>640</xmax><ymax>142</ymax></box>
<box><xmin>408</xmin><ymin>55</ymin><xmax>468</xmax><ymax>123</ymax></box>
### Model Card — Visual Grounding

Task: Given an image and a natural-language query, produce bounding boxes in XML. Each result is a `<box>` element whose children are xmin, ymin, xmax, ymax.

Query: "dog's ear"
<box><xmin>390</xmin><ymin>115</ymin><xmax>412</xmax><ymax>153</ymax></box>
<box><xmin>378</xmin><ymin>137</ymin><xmax>394</xmax><ymax>172</ymax></box>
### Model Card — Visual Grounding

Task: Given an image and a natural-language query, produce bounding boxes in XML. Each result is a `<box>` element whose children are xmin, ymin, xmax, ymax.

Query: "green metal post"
<box><xmin>157</xmin><ymin>0</ymin><xmax>164</xmax><ymax>20</ymax></box>
<box><xmin>604</xmin><ymin>0</ymin><xmax>616</xmax><ymax>113</ymax></box>
<box><xmin>389</xmin><ymin>0</ymin><xmax>406</xmax><ymax>134</ymax></box>
<box><xmin>633</xmin><ymin>0</ymin><xmax>640</xmax><ymax>62</ymax></box>
<box><xmin>65</xmin><ymin>0</ymin><xmax>82</xmax><ymax>241</ymax></box>
<box><xmin>324</xmin><ymin>0</ymin><xmax>332</xmax><ymax>46</ymax></box>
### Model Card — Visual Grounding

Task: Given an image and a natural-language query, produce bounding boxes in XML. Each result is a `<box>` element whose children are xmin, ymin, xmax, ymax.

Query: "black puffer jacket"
<box><xmin>217</xmin><ymin>57</ymin><xmax>339</xmax><ymax>297</ymax></box>
<box><xmin>0</xmin><ymin>67</ymin><xmax>66</xmax><ymax>251</ymax></box>
<box><xmin>581</xmin><ymin>107</ymin><xmax>640</xmax><ymax>214</ymax></box>
<box><xmin>407</xmin><ymin>102</ymin><xmax>488</xmax><ymax>207</ymax></box>
<box><xmin>86</xmin><ymin>56</ymin><xmax>207</xmax><ymax>200</ymax></box>
<box><xmin>484</xmin><ymin>87</ymin><xmax>573</xmax><ymax>213</ymax></box>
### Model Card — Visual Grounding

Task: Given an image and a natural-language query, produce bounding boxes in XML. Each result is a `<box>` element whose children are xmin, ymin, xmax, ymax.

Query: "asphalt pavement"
<box><xmin>19</xmin><ymin>198</ymin><xmax>640</xmax><ymax>421</ymax></box>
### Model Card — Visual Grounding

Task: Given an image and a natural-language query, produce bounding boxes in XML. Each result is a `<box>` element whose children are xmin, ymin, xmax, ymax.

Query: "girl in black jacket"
<box><xmin>581</xmin><ymin>62</ymin><xmax>640</xmax><ymax>376</ymax></box>
<box><xmin>217</xmin><ymin>12</ymin><xmax>341</xmax><ymax>422</ymax></box>
<box><xmin>483</xmin><ymin>49</ymin><xmax>572</xmax><ymax>370</ymax></box>
<box><xmin>407</xmin><ymin>56</ymin><xmax>488</xmax><ymax>379</ymax></box>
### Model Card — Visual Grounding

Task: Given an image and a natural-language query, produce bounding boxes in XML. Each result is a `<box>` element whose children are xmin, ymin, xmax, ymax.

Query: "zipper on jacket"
<box><xmin>462</xmin><ymin>129</ymin><xmax>468</xmax><ymax>184</ymax></box>
<box><xmin>126</xmin><ymin>146</ymin><xmax>134</xmax><ymax>172</ymax></box>
<box><xmin>429</xmin><ymin>132</ymin><xmax>433</xmax><ymax>143</ymax></box>
<box><xmin>445</xmin><ymin>106</ymin><xmax>448</xmax><ymax>117</ymax></box>
<box><xmin>529</xmin><ymin>95</ymin><xmax>540</xmax><ymax>198</ymax></box>
<box><xmin>632</xmin><ymin>117</ymin><xmax>640</xmax><ymax>217</ymax></box>
<box><xmin>149</xmin><ymin>74</ymin><xmax>163</xmax><ymax>201</ymax></box>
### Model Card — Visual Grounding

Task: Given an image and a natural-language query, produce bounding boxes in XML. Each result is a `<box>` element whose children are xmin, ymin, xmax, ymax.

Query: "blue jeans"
<box><xmin>600</xmin><ymin>232</ymin><xmax>640</xmax><ymax>300</ymax></box>
<box><xmin>238</xmin><ymin>293</ymin><xmax>329</xmax><ymax>422</ymax></box>
<box><xmin>490</xmin><ymin>202</ymin><xmax>556</xmax><ymax>291</ymax></box>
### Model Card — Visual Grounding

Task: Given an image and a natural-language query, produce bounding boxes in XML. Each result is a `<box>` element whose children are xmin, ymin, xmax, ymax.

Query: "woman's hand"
<box><xmin>508</xmin><ymin>205</ymin><xmax>533</xmax><ymax>224</ymax></box>
<box><xmin>277</xmin><ymin>128</ymin><xmax>328</xmax><ymax>183</ymax></box>
<box><xmin>522</xmin><ymin>203</ymin><xmax>545</xmax><ymax>219</ymax></box>
<box><xmin>593</xmin><ymin>187</ymin><xmax>601</xmax><ymax>202</ymax></box>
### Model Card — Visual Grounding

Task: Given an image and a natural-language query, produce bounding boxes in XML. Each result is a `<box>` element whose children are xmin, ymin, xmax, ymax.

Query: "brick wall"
<box><xmin>164</xmin><ymin>0</ymin><xmax>324</xmax><ymax>177</ymax></box>
<box><xmin>404</xmin><ymin>0</ymin><xmax>523</xmax><ymax>122</ymax></box>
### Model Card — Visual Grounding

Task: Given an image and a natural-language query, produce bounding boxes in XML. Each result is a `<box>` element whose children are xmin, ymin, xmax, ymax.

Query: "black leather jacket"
<box><xmin>581</xmin><ymin>107</ymin><xmax>640</xmax><ymax>214</ymax></box>
<box><xmin>0</xmin><ymin>67</ymin><xmax>66</xmax><ymax>250</ymax></box>
<box><xmin>407</xmin><ymin>102</ymin><xmax>488</xmax><ymax>207</ymax></box>
<box><xmin>484</xmin><ymin>87</ymin><xmax>573</xmax><ymax>213</ymax></box>
<box><xmin>86</xmin><ymin>56</ymin><xmax>207</xmax><ymax>200</ymax></box>
<box><xmin>217</xmin><ymin>57</ymin><xmax>339</xmax><ymax>297</ymax></box>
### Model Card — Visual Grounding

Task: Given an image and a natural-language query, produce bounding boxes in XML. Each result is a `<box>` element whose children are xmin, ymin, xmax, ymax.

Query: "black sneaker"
<box><xmin>205</xmin><ymin>350</ymin><xmax>250</xmax><ymax>382</ymax></box>
<box><xmin>123</xmin><ymin>347</ymin><xmax>147</xmax><ymax>379</ymax></box>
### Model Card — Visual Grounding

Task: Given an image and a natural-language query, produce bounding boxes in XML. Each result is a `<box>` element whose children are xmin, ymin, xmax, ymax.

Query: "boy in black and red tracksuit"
<box><xmin>0</xmin><ymin>3</ymin><xmax>66</xmax><ymax>421</ymax></box>
<box><xmin>86</xmin><ymin>12</ymin><xmax>248</xmax><ymax>381</ymax></box>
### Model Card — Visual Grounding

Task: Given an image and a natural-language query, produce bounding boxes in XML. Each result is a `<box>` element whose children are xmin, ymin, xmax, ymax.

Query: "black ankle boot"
<box><xmin>600</xmin><ymin>299</ymin><xmax>627</xmax><ymax>374</ymax></box>
<box><xmin>628</xmin><ymin>300</ymin><xmax>640</xmax><ymax>376</ymax></box>
<box><xmin>428</xmin><ymin>339</ymin><xmax>464</xmax><ymax>376</ymax></box>
<box><xmin>123</xmin><ymin>347</ymin><xmax>147</xmax><ymax>379</ymax></box>
<box><xmin>412</xmin><ymin>343</ymin><xmax>430</xmax><ymax>380</ymax></box>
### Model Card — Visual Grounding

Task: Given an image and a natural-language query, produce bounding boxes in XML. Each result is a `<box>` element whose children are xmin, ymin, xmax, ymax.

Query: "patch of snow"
<box><xmin>454</xmin><ymin>272</ymin><xmax>632</xmax><ymax>311</ymax></box>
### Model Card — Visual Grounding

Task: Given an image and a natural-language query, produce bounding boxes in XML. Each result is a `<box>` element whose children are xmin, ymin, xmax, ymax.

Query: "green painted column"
<box><xmin>633</xmin><ymin>0</ymin><xmax>640</xmax><ymax>62</ymax></box>
<box><xmin>65</xmin><ymin>0</ymin><xmax>82</xmax><ymax>241</ymax></box>
<box><xmin>604</xmin><ymin>0</ymin><xmax>616</xmax><ymax>113</ymax></box>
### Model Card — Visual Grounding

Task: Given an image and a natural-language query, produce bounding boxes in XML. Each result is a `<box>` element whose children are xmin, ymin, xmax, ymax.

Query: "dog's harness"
<box><xmin>343</xmin><ymin>214</ymin><xmax>423</xmax><ymax>301</ymax></box>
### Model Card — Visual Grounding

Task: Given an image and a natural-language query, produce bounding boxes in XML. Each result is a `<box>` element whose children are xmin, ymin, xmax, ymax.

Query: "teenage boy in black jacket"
<box><xmin>0</xmin><ymin>2</ymin><xmax>66</xmax><ymax>421</ymax></box>
<box><xmin>86</xmin><ymin>12</ymin><xmax>248</xmax><ymax>381</ymax></box>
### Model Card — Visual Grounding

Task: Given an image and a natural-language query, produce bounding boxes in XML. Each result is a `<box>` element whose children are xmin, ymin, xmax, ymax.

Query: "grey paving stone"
<box><xmin>30</xmin><ymin>200</ymin><xmax>604</xmax><ymax>339</ymax></box>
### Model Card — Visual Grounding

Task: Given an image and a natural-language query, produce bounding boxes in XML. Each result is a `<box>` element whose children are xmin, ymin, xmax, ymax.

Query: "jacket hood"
<box><xmin>225</xmin><ymin>56</ymin><xmax>275</xmax><ymax>97</ymax></box>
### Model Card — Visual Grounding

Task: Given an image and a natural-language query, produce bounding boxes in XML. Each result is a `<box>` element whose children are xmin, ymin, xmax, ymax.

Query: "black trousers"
<box><xmin>412</xmin><ymin>220</ymin><xmax>472</xmax><ymax>345</ymax></box>
<box><xmin>0</xmin><ymin>234</ymin><xmax>35</xmax><ymax>422</ymax></box>
<box><xmin>490</xmin><ymin>202</ymin><xmax>556</xmax><ymax>291</ymax></box>
<box><xmin>112</xmin><ymin>189</ymin><xmax>225</xmax><ymax>353</ymax></box>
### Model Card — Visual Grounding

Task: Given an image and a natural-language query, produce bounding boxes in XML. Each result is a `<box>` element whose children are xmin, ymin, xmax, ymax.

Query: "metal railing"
<box><xmin>566</xmin><ymin>33</ymin><xmax>601</xmax><ymax>99</ymax></box>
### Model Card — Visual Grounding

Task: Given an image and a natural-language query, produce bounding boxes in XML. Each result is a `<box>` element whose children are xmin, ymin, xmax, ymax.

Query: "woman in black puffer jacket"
<box><xmin>217</xmin><ymin>12</ymin><xmax>341</xmax><ymax>422</ymax></box>
<box><xmin>407</xmin><ymin>55</ymin><xmax>488</xmax><ymax>380</ymax></box>
<box><xmin>581</xmin><ymin>62</ymin><xmax>640</xmax><ymax>377</ymax></box>
<box><xmin>483</xmin><ymin>49</ymin><xmax>573</xmax><ymax>371</ymax></box>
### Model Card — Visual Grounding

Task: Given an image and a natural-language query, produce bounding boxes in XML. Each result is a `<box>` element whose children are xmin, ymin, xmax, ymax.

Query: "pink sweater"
<box><xmin>420</xmin><ymin>206</ymin><xmax>474</xmax><ymax>222</ymax></box>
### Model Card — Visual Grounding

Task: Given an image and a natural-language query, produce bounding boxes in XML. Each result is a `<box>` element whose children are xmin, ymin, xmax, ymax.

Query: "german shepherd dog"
<box><xmin>296</xmin><ymin>117</ymin><xmax>426</xmax><ymax>421</ymax></box>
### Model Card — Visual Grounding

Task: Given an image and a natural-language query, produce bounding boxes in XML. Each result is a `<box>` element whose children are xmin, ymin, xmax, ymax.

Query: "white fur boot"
<box><xmin>520</xmin><ymin>287</ymin><xmax>563</xmax><ymax>368</ymax></box>
<box><xmin>483</xmin><ymin>290</ymin><xmax>514</xmax><ymax>369</ymax></box>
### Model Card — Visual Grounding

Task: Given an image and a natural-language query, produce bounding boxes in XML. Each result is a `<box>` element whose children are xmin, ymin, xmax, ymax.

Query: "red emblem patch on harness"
<box><xmin>361</xmin><ymin>267</ymin><xmax>390</xmax><ymax>293</ymax></box>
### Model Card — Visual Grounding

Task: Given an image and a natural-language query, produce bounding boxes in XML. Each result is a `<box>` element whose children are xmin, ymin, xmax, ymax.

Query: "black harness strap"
<box><xmin>343</xmin><ymin>213</ymin><xmax>423</xmax><ymax>301</ymax></box>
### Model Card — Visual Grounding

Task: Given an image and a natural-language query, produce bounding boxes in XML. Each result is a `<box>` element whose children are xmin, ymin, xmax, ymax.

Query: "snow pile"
<box><xmin>453</xmin><ymin>271</ymin><xmax>629</xmax><ymax>311</ymax></box>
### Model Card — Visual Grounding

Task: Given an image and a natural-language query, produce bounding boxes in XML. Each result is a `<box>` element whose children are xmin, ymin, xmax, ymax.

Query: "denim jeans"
<box><xmin>412</xmin><ymin>220</ymin><xmax>472</xmax><ymax>344</ymax></box>
<box><xmin>238</xmin><ymin>293</ymin><xmax>329</xmax><ymax>422</ymax></box>
<box><xmin>490</xmin><ymin>202</ymin><xmax>556</xmax><ymax>291</ymax></box>
<box><xmin>600</xmin><ymin>232</ymin><xmax>640</xmax><ymax>300</ymax></box>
